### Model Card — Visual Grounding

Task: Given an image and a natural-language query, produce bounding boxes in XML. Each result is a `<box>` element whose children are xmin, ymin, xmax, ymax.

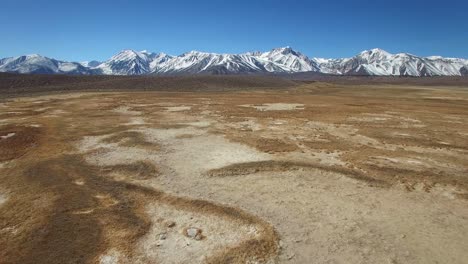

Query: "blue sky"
<box><xmin>1</xmin><ymin>0</ymin><xmax>467</xmax><ymax>61</ymax></box>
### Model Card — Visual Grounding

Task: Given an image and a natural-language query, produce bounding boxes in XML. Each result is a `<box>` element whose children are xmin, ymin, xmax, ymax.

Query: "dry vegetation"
<box><xmin>0</xmin><ymin>75</ymin><xmax>468</xmax><ymax>263</ymax></box>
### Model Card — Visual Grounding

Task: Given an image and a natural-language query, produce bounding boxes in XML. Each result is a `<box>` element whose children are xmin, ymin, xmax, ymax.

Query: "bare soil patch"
<box><xmin>0</xmin><ymin>125</ymin><xmax>42</xmax><ymax>162</ymax></box>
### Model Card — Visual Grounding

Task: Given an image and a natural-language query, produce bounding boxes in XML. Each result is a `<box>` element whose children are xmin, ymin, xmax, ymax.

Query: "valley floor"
<box><xmin>1</xmin><ymin>83</ymin><xmax>468</xmax><ymax>263</ymax></box>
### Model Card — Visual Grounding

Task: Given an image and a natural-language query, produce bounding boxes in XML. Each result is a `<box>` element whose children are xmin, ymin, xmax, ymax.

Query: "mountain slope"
<box><xmin>0</xmin><ymin>55</ymin><xmax>97</xmax><ymax>75</ymax></box>
<box><xmin>153</xmin><ymin>51</ymin><xmax>267</xmax><ymax>75</ymax></box>
<box><xmin>314</xmin><ymin>49</ymin><xmax>468</xmax><ymax>76</ymax></box>
<box><xmin>152</xmin><ymin>47</ymin><xmax>319</xmax><ymax>75</ymax></box>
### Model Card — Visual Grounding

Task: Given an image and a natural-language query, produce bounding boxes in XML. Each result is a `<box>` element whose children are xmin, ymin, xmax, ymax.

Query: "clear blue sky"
<box><xmin>2</xmin><ymin>0</ymin><xmax>467</xmax><ymax>61</ymax></box>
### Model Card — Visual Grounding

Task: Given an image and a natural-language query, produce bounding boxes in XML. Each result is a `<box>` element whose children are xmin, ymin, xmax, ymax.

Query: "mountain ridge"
<box><xmin>1</xmin><ymin>47</ymin><xmax>467</xmax><ymax>77</ymax></box>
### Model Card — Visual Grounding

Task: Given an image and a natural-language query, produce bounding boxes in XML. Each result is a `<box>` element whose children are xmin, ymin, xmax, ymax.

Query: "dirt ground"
<box><xmin>1</xmin><ymin>82</ymin><xmax>468</xmax><ymax>264</ymax></box>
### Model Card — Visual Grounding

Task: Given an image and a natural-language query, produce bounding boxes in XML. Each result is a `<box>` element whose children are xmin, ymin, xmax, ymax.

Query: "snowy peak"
<box><xmin>357</xmin><ymin>48</ymin><xmax>392</xmax><ymax>63</ymax></box>
<box><xmin>96</xmin><ymin>49</ymin><xmax>153</xmax><ymax>75</ymax></box>
<box><xmin>149</xmin><ymin>53</ymin><xmax>174</xmax><ymax>71</ymax></box>
<box><xmin>109</xmin><ymin>49</ymin><xmax>151</xmax><ymax>62</ymax></box>
<box><xmin>110</xmin><ymin>49</ymin><xmax>139</xmax><ymax>60</ymax></box>
<box><xmin>268</xmin><ymin>46</ymin><xmax>297</xmax><ymax>55</ymax></box>
<box><xmin>258</xmin><ymin>47</ymin><xmax>319</xmax><ymax>72</ymax></box>
<box><xmin>360</xmin><ymin>48</ymin><xmax>391</xmax><ymax>56</ymax></box>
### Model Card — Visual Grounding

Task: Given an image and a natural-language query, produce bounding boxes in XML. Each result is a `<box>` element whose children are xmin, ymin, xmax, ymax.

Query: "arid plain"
<box><xmin>1</xmin><ymin>76</ymin><xmax>468</xmax><ymax>264</ymax></box>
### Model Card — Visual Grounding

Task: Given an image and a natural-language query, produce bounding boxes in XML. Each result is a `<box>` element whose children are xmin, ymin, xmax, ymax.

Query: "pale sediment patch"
<box><xmin>228</xmin><ymin>119</ymin><xmax>263</xmax><ymax>132</ymax></box>
<box><xmin>390</xmin><ymin>144</ymin><xmax>466</xmax><ymax>158</ymax></box>
<box><xmin>136</xmin><ymin>127</ymin><xmax>206</xmax><ymax>142</ymax></box>
<box><xmin>1</xmin><ymin>132</ymin><xmax>16</xmax><ymax>140</ymax></box>
<box><xmin>367</xmin><ymin>156</ymin><xmax>461</xmax><ymax>173</ymax></box>
<box><xmin>99</xmin><ymin>249</ymin><xmax>122</xmax><ymax>264</ymax></box>
<box><xmin>77</xmin><ymin>135</ymin><xmax>116</xmax><ymax>153</ymax></box>
<box><xmin>0</xmin><ymin>192</ymin><xmax>7</xmax><ymax>206</ymax></box>
<box><xmin>113</xmin><ymin>106</ymin><xmax>142</xmax><ymax>115</ymax></box>
<box><xmin>136</xmin><ymin>125</ymin><xmax>271</xmax><ymax>175</ymax></box>
<box><xmin>51</xmin><ymin>109</ymin><xmax>68</xmax><ymax>115</ymax></box>
<box><xmin>72</xmin><ymin>208</ymin><xmax>95</xmax><ymax>215</ymax></box>
<box><xmin>391</xmin><ymin>132</ymin><xmax>413</xmax><ymax>138</ymax></box>
<box><xmin>306</xmin><ymin>121</ymin><xmax>380</xmax><ymax>146</ymax></box>
<box><xmin>424</xmin><ymin>96</ymin><xmax>467</xmax><ymax>100</ymax></box>
<box><xmin>83</xmin><ymin>144</ymin><xmax>159</xmax><ymax>167</ymax></box>
<box><xmin>74</xmin><ymin>179</ymin><xmax>85</xmax><ymax>186</ymax></box>
<box><xmin>165</xmin><ymin>106</ymin><xmax>192</xmax><ymax>112</ymax></box>
<box><xmin>282</xmin><ymin>149</ymin><xmax>346</xmax><ymax>166</ymax></box>
<box><xmin>43</xmin><ymin>109</ymin><xmax>69</xmax><ymax>117</ymax></box>
<box><xmin>129</xmin><ymin>103</ymin><xmax>161</xmax><ymax>107</ymax></box>
<box><xmin>31</xmin><ymin>99</ymin><xmax>52</xmax><ymax>104</ymax></box>
<box><xmin>135</xmin><ymin>203</ymin><xmax>262</xmax><ymax>264</ymax></box>
<box><xmin>183</xmin><ymin>120</ymin><xmax>212</xmax><ymax>128</ymax></box>
<box><xmin>347</xmin><ymin>114</ymin><xmax>392</xmax><ymax>122</ymax></box>
<box><xmin>163</xmin><ymin>133</ymin><xmax>270</xmax><ymax>175</ymax></box>
<box><xmin>396</xmin><ymin>182</ymin><xmax>468</xmax><ymax>200</ymax></box>
<box><xmin>270</xmin><ymin>119</ymin><xmax>288</xmax><ymax>126</ymax></box>
<box><xmin>125</xmin><ymin>117</ymin><xmax>147</xmax><ymax>126</ymax></box>
<box><xmin>240</xmin><ymin>103</ymin><xmax>304</xmax><ymax>111</ymax></box>
<box><xmin>348</xmin><ymin>113</ymin><xmax>425</xmax><ymax>128</ymax></box>
<box><xmin>34</xmin><ymin>107</ymin><xmax>53</xmax><ymax>112</ymax></box>
<box><xmin>77</xmin><ymin>134</ymin><xmax>160</xmax><ymax>167</ymax></box>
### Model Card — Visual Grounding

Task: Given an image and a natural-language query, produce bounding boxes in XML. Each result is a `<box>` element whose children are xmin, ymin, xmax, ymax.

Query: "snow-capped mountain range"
<box><xmin>1</xmin><ymin>47</ymin><xmax>467</xmax><ymax>76</ymax></box>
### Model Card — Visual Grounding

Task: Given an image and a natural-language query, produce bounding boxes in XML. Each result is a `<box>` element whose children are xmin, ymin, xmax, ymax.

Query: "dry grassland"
<box><xmin>0</xmin><ymin>81</ymin><xmax>468</xmax><ymax>263</ymax></box>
